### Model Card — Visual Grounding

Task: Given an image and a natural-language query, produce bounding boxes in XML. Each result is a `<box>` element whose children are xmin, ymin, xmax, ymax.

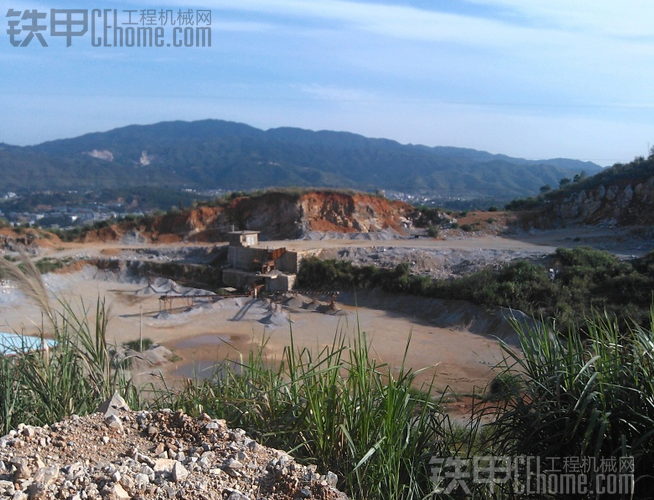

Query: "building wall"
<box><xmin>276</xmin><ymin>251</ymin><xmax>299</xmax><ymax>274</ymax></box>
<box><xmin>223</xmin><ymin>269</ymin><xmax>257</xmax><ymax>289</ymax></box>
<box><xmin>228</xmin><ymin>246</ymin><xmax>305</xmax><ymax>274</ymax></box>
<box><xmin>223</xmin><ymin>268</ymin><xmax>297</xmax><ymax>292</ymax></box>
<box><xmin>228</xmin><ymin>232</ymin><xmax>259</xmax><ymax>247</ymax></box>
<box><xmin>265</xmin><ymin>273</ymin><xmax>297</xmax><ymax>292</ymax></box>
<box><xmin>227</xmin><ymin>246</ymin><xmax>268</xmax><ymax>271</ymax></box>
<box><xmin>224</xmin><ymin>244</ymin><xmax>310</xmax><ymax>292</ymax></box>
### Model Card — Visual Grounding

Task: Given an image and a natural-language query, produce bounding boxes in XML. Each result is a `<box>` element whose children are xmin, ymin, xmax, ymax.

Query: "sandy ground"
<box><xmin>0</xmin><ymin>264</ymin><xmax>510</xmax><ymax>398</ymax></box>
<box><xmin>2</xmin><ymin>226</ymin><xmax>648</xmax><ymax>408</ymax></box>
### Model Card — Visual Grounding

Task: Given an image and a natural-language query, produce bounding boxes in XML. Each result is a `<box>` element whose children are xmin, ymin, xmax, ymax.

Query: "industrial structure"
<box><xmin>222</xmin><ymin>231</ymin><xmax>311</xmax><ymax>293</ymax></box>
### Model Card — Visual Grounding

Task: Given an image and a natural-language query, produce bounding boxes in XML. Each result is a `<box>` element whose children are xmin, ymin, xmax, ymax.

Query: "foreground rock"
<box><xmin>0</xmin><ymin>402</ymin><xmax>347</xmax><ymax>499</ymax></box>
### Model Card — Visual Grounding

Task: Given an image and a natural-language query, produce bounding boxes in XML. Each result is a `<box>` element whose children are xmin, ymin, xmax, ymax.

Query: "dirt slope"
<box><xmin>81</xmin><ymin>191</ymin><xmax>415</xmax><ymax>243</ymax></box>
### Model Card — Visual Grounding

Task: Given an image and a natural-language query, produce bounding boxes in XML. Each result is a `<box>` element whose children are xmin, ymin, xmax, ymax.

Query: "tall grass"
<box><xmin>490</xmin><ymin>313</ymin><xmax>654</xmax><ymax>498</ymax></box>
<box><xmin>4</xmin><ymin>250</ymin><xmax>654</xmax><ymax>499</ymax></box>
<box><xmin>0</xmin><ymin>253</ymin><xmax>140</xmax><ymax>433</ymax></box>
<box><xmin>162</xmin><ymin>329</ymin><xmax>448</xmax><ymax>499</ymax></box>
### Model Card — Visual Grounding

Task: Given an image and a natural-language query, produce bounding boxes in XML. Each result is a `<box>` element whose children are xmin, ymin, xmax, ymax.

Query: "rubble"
<box><xmin>0</xmin><ymin>400</ymin><xmax>348</xmax><ymax>500</ymax></box>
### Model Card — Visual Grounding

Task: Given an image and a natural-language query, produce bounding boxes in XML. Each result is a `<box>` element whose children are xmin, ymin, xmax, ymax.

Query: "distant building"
<box><xmin>223</xmin><ymin>231</ymin><xmax>314</xmax><ymax>293</ymax></box>
<box><xmin>228</xmin><ymin>230</ymin><xmax>259</xmax><ymax>248</ymax></box>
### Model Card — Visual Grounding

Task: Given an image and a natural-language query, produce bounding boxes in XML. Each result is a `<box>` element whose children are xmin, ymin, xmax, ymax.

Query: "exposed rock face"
<box><xmin>294</xmin><ymin>191</ymin><xmax>413</xmax><ymax>235</ymax></box>
<box><xmin>551</xmin><ymin>177</ymin><xmax>654</xmax><ymax>226</ymax></box>
<box><xmin>82</xmin><ymin>191</ymin><xmax>414</xmax><ymax>243</ymax></box>
<box><xmin>84</xmin><ymin>150</ymin><xmax>114</xmax><ymax>162</ymax></box>
<box><xmin>0</xmin><ymin>406</ymin><xmax>348</xmax><ymax>500</ymax></box>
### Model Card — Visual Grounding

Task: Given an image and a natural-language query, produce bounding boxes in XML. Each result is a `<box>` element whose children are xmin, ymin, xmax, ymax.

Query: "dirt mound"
<box><xmin>0</xmin><ymin>399</ymin><xmax>347</xmax><ymax>499</ymax></box>
<box><xmin>80</xmin><ymin>190</ymin><xmax>415</xmax><ymax>243</ymax></box>
<box><xmin>298</xmin><ymin>191</ymin><xmax>412</xmax><ymax>234</ymax></box>
<box><xmin>0</xmin><ymin>228</ymin><xmax>61</xmax><ymax>252</ymax></box>
<box><xmin>259</xmin><ymin>311</ymin><xmax>291</xmax><ymax>327</ymax></box>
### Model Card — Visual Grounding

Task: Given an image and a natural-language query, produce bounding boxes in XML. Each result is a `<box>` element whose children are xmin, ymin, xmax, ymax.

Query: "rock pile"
<box><xmin>0</xmin><ymin>395</ymin><xmax>347</xmax><ymax>500</ymax></box>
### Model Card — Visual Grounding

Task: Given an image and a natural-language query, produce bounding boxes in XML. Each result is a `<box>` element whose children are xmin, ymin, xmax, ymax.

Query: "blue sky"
<box><xmin>2</xmin><ymin>0</ymin><xmax>654</xmax><ymax>165</ymax></box>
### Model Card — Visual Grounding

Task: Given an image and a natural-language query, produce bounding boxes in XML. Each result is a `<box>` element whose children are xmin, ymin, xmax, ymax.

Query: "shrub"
<box><xmin>491</xmin><ymin>314</ymin><xmax>654</xmax><ymax>497</ymax></box>
<box><xmin>426</xmin><ymin>225</ymin><xmax>439</xmax><ymax>238</ymax></box>
<box><xmin>35</xmin><ymin>257</ymin><xmax>72</xmax><ymax>274</ymax></box>
<box><xmin>505</xmin><ymin>196</ymin><xmax>543</xmax><ymax>211</ymax></box>
<box><xmin>123</xmin><ymin>337</ymin><xmax>154</xmax><ymax>352</ymax></box>
<box><xmin>298</xmin><ymin>248</ymin><xmax>654</xmax><ymax>332</ymax></box>
<box><xmin>162</xmin><ymin>330</ymin><xmax>445</xmax><ymax>499</ymax></box>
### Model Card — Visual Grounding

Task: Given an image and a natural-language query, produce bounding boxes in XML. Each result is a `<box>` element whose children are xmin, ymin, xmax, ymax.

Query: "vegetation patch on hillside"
<box><xmin>298</xmin><ymin>247</ymin><xmax>654</xmax><ymax>332</ymax></box>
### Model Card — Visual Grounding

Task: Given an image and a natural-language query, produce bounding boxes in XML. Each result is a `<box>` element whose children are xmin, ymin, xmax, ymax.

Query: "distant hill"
<box><xmin>0</xmin><ymin>120</ymin><xmax>600</xmax><ymax>200</ymax></box>
<box><xmin>508</xmin><ymin>155</ymin><xmax>654</xmax><ymax>227</ymax></box>
<box><xmin>77</xmin><ymin>190</ymin><xmax>415</xmax><ymax>243</ymax></box>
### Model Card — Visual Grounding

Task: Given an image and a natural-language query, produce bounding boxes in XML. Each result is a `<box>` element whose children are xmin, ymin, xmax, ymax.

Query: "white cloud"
<box><xmin>3</xmin><ymin>0</ymin><xmax>654</xmax><ymax>162</ymax></box>
<box><xmin>466</xmin><ymin>0</ymin><xmax>654</xmax><ymax>37</ymax></box>
<box><xmin>296</xmin><ymin>84</ymin><xmax>378</xmax><ymax>102</ymax></box>
<box><xmin>149</xmin><ymin>0</ymin><xmax>548</xmax><ymax>47</ymax></box>
<box><xmin>143</xmin><ymin>0</ymin><xmax>654</xmax><ymax>51</ymax></box>
<box><xmin>211</xmin><ymin>20</ymin><xmax>275</xmax><ymax>33</ymax></box>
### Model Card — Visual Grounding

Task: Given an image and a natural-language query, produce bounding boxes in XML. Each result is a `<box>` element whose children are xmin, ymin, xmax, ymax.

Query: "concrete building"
<box><xmin>227</xmin><ymin>230</ymin><xmax>259</xmax><ymax>248</ymax></box>
<box><xmin>223</xmin><ymin>231</ymin><xmax>304</xmax><ymax>293</ymax></box>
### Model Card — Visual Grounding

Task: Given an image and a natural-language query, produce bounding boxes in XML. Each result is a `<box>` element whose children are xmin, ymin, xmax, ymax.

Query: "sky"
<box><xmin>2</xmin><ymin>1</ymin><xmax>654</xmax><ymax>166</ymax></box>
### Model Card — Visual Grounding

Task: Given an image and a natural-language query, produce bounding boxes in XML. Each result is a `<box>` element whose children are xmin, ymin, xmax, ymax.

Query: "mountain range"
<box><xmin>0</xmin><ymin>119</ymin><xmax>601</xmax><ymax>201</ymax></box>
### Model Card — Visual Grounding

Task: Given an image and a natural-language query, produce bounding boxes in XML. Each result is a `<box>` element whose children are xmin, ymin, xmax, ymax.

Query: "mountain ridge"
<box><xmin>0</xmin><ymin>119</ymin><xmax>601</xmax><ymax>200</ymax></box>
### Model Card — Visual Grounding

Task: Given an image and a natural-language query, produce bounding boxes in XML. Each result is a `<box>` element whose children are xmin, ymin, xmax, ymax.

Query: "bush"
<box><xmin>163</xmin><ymin>330</ymin><xmax>444</xmax><ymax>499</ymax></box>
<box><xmin>491</xmin><ymin>315</ymin><xmax>654</xmax><ymax>497</ymax></box>
<box><xmin>426</xmin><ymin>225</ymin><xmax>439</xmax><ymax>238</ymax></box>
<box><xmin>35</xmin><ymin>258</ymin><xmax>70</xmax><ymax>274</ymax></box>
<box><xmin>123</xmin><ymin>337</ymin><xmax>154</xmax><ymax>352</ymax></box>
<box><xmin>298</xmin><ymin>248</ymin><xmax>654</xmax><ymax>333</ymax></box>
<box><xmin>505</xmin><ymin>196</ymin><xmax>543</xmax><ymax>211</ymax></box>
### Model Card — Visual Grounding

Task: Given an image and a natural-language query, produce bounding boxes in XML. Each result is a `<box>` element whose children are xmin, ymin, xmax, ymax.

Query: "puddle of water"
<box><xmin>175</xmin><ymin>334</ymin><xmax>231</xmax><ymax>349</ymax></box>
<box><xmin>167</xmin><ymin>333</ymin><xmax>253</xmax><ymax>382</ymax></box>
<box><xmin>172</xmin><ymin>359</ymin><xmax>241</xmax><ymax>381</ymax></box>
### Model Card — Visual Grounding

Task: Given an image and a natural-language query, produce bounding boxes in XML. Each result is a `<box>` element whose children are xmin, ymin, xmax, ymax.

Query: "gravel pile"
<box><xmin>0</xmin><ymin>394</ymin><xmax>347</xmax><ymax>500</ymax></box>
<box><xmin>321</xmin><ymin>245</ymin><xmax>550</xmax><ymax>279</ymax></box>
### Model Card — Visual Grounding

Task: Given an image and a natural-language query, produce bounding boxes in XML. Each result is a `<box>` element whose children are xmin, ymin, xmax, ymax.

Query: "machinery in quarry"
<box><xmin>222</xmin><ymin>230</ymin><xmax>311</xmax><ymax>294</ymax></box>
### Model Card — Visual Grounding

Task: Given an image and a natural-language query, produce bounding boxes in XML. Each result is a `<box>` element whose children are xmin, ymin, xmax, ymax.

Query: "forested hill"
<box><xmin>0</xmin><ymin>119</ymin><xmax>600</xmax><ymax>199</ymax></box>
<box><xmin>508</xmin><ymin>154</ymin><xmax>654</xmax><ymax>226</ymax></box>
